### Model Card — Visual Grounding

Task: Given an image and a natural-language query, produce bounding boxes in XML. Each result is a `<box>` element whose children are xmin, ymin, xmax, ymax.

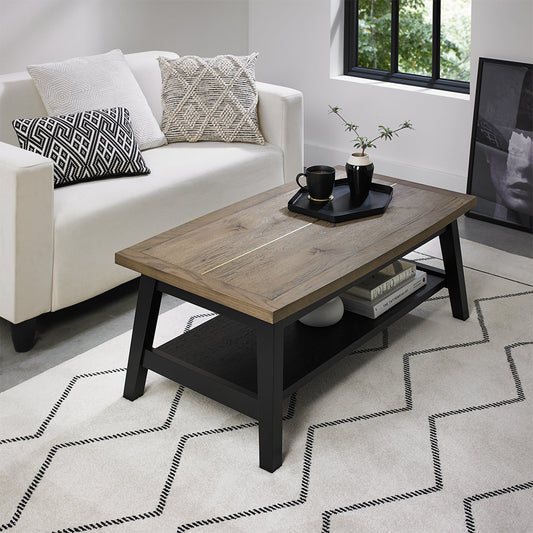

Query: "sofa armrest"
<box><xmin>0</xmin><ymin>142</ymin><xmax>54</xmax><ymax>324</ymax></box>
<box><xmin>256</xmin><ymin>82</ymin><xmax>304</xmax><ymax>183</ymax></box>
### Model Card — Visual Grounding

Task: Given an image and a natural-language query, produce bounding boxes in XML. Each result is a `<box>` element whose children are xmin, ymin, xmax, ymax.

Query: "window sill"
<box><xmin>331</xmin><ymin>74</ymin><xmax>470</xmax><ymax>101</ymax></box>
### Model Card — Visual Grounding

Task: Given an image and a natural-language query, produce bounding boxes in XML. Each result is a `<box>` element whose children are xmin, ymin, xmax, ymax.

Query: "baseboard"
<box><xmin>304</xmin><ymin>143</ymin><xmax>467</xmax><ymax>193</ymax></box>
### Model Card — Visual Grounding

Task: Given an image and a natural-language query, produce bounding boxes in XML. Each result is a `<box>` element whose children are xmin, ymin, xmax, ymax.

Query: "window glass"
<box><xmin>357</xmin><ymin>0</ymin><xmax>391</xmax><ymax>71</ymax></box>
<box><xmin>441</xmin><ymin>0</ymin><xmax>471</xmax><ymax>82</ymax></box>
<box><xmin>398</xmin><ymin>0</ymin><xmax>433</xmax><ymax>77</ymax></box>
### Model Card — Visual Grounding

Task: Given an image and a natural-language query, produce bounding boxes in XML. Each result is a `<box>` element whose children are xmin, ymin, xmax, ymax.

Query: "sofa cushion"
<box><xmin>12</xmin><ymin>107</ymin><xmax>150</xmax><ymax>187</ymax></box>
<box><xmin>51</xmin><ymin>142</ymin><xmax>284</xmax><ymax>311</ymax></box>
<box><xmin>27</xmin><ymin>49</ymin><xmax>166</xmax><ymax>150</ymax></box>
<box><xmin>125</xmin><ymin>51</ymin><xmax>179</xmax><ymax>127</ymax></box>
<box><xmin>159</xmin><ymin>53</ymin><xmax>264</xmax><ymax>145</ymax></box>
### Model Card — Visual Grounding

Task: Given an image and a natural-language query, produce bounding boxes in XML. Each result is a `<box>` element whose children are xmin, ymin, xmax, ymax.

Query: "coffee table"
<box><xmin>115</xmin><ymin>174</ymin><xmax>476</xmax><ymax>472</ymax></box>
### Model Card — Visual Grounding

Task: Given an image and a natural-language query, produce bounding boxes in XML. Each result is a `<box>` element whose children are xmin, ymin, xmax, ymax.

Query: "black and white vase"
<box><xmin>346</xmin><ymin>153</ymin><xmax>374</xmax><ymax>206</ymax></box>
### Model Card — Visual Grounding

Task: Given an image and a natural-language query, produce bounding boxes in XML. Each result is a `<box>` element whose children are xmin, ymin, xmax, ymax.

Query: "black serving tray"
<box><xmin>288</xmin><ymin>178</ymin><xmax>393</xmax><ymax>223</ymax></box>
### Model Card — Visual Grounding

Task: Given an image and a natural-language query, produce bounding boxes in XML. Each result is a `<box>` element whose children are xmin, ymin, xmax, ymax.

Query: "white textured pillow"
<box><xmin>159</xmin><ymin>53</ymin><xmax>264</xmax><ymax>145</ymax></box>
<box><xmin>27</xmin><ymin>49</ymin><xmax>166</xmax><ymax>150</ymax></box>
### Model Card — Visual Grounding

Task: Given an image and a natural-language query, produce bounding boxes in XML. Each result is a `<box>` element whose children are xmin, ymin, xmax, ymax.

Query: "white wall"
<box><xmin>0</xmin><ymin>0</ymin><xmax>249</xmax><ymax>74</ymax></box>
<box><xmin>249</xmin><ymin>0</ymin><xmax>533</xmax><ymax>192</ymax></box>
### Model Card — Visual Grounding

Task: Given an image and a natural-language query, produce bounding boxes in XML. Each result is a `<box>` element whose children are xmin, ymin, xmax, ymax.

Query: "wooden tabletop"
<box><xmin>116</xmin><ymin>174</ymin><xmax>476</xmax><ymax>323</ymax></box>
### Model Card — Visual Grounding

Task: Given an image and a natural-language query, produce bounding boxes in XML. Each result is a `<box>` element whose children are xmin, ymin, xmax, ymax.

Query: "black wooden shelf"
<box><xmin>147</xmin><ymin>270</ymin><xmax>446</xmax><ymax>406</ymax></box>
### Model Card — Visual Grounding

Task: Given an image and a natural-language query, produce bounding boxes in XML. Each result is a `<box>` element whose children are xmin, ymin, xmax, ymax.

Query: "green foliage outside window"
<box><xmin>358</xmin><ymin>0</ymin><xmax>470</xmax><ymax>82</ymax></box>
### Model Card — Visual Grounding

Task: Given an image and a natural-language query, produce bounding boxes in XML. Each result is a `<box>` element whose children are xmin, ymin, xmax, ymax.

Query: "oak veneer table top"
<box><xmin>115</xmin><ymin>174</ymin><xmax>476</xmax><ymax>324</ymax></box>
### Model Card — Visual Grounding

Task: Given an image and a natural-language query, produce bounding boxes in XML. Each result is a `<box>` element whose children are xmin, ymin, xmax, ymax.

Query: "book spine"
<box><xmin>372</xmin><ymin>271</ymin><xmax>426</xmax><ymax>316</ymax></box>
<box><xmin>342</xmin><ymin>271</ymin><xmax>426</xmax><ymax>319</ymax></box>
<box><xmin>369</xmin><ymin>263</ymin><xmax>416</xmax><ymax>300</ymax></box>
<box><xmin>348</xmin><ymin>262</ymin><xmax>416</xmax><ymax>300</ymax></box>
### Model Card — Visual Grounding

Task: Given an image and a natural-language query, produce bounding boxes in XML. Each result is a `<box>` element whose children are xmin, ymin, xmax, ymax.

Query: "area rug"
<box><xmin>1</xmin><ymin>239</ymin><xmax>532</xmax><ymax>533</ymax></box>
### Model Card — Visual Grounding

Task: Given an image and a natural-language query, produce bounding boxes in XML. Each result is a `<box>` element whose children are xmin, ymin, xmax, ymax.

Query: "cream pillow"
<box><xmin>27</xmin><ymin>49</ymin><xmax>166</xmax><ymax>150</ymax></box>
<box><xmin>159</xmin><ymin>53</ymin><xmax>264</xmax><ymax>144</ymax></box>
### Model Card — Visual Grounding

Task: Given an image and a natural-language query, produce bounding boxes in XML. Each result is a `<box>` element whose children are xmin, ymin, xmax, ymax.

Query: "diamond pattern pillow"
<box><xmin>159</xmin><ymin>53</ymin><xmax>264</xmax><ymax>144</ymax></box>
<box><xmin>12</xmin><ymin>107</ymin><xmax>150</xmax><ymax>187</ymax></box>
<box><xmin>27</xmin><ymin>49</ymin><xmax>166</xmax><ymax>151</ymax></box>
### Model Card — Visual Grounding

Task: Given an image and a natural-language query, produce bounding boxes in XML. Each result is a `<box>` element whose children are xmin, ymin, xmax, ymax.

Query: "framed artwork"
<box><xmin>467</xmin><ymin>57</ymin><xmax>533</xmax><ymax>233</ymax></box>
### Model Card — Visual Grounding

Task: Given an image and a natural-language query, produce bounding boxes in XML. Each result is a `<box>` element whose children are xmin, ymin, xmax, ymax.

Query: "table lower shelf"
<box><xmin>143</xmin><ymin>270</ymin><xmax>446</xmax><ymax>416</ymax></box>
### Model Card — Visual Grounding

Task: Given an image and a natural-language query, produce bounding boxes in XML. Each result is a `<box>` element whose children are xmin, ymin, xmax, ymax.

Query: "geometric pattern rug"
<box><xmin>1</xmin><ymin>239</ymin><xmax>532</xmax><ymax>532</ymax></box>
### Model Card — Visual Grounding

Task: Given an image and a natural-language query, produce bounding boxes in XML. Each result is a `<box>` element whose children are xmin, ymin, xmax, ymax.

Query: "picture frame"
<box><xmin>466</xmin><ymin>57</ymin><xmax>533</xmax><ymax>233</ymax></box>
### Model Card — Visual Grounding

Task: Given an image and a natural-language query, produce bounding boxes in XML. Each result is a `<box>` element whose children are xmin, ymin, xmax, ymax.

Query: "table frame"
<box><xmin>123</xmin><ymin>220</ymin><xmax>468</xmax><ymax>472</ymax></box>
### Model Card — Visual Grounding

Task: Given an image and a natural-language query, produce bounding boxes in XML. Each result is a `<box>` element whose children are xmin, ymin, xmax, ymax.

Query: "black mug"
<box><xmin>296</xmin><ymin>165</ymin><xmax>336</xmax><ymax>202</ymax></box>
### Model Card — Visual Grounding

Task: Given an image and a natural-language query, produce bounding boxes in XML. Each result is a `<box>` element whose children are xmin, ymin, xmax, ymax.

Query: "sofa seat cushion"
<box><xmin>51</xmin><ymin>142</ymin><xmax>284</xmax><ymax>311</ymax></box>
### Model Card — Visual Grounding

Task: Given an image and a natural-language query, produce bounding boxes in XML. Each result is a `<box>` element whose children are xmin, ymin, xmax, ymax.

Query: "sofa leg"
<box><xmin>11</xmin><ymin>318</ymin><xmax>38</xmax><ymax>352</ymax></box>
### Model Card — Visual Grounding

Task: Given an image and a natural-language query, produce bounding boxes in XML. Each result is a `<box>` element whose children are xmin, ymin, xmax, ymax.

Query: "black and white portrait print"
<box><xmin>467</xmin><ymin>58</ymin><xmax>533</xmax><ymax>233</ymax></box>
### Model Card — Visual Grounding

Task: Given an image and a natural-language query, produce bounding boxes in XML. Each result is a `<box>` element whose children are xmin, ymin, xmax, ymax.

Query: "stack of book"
<box><xmin>341</xmin><ymin>259</ymin><xmax>426</xmax><ymax>319</ymax></box>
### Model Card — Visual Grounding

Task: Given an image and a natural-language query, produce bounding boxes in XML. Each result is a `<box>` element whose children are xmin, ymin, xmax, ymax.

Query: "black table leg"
<box><xmin>439</xmin><ymin>220</ymin><xmax>469</xmax><ymax>320</ymax></box>
<box><xmin>124</xmin><ymin>276</ymin><xmax>162</xmax><ymax>400</ymax></box>
<box><xmin>256</xmin><ymin>323</ymin><xmax>284</xmax><ymax>472</ymax></box>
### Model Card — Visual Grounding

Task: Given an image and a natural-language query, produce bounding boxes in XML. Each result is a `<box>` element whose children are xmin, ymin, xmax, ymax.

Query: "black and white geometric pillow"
<box><xmin>12</xmin><ymin>107</ymin><xmax>150</xmax><ymax>187</ymax></box>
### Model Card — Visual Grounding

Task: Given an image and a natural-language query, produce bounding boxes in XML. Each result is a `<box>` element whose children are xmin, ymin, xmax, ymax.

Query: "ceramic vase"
<box><xmin>298</xmin><ymin>296</ymin><xmax>344</xmax><ymax>327</ymax></box>
<box><xmin>345</xmin><ymin>153</ymin><xmax>374</xmax><ymax>206</ymax></box>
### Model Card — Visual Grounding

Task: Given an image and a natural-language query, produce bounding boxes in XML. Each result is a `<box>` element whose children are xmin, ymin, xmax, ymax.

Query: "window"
<box><xmin>344</xmin><ymin>0</ymin><xmax>471</xmax><ymax>93</ymax></box>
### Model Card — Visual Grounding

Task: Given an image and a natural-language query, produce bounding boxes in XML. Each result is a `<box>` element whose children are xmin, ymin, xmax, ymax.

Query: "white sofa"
<box><xmin>0</xmin><ymin>51</ymin><xmax>303</xmax><ymax>351</ymax></box>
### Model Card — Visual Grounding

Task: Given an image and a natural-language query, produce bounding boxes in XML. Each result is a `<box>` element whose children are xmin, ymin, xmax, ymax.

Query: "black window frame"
<box><xmin>344</xmin><ymin>0</ymin><xmax>470</xmax><ymax>94</ymax></box>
